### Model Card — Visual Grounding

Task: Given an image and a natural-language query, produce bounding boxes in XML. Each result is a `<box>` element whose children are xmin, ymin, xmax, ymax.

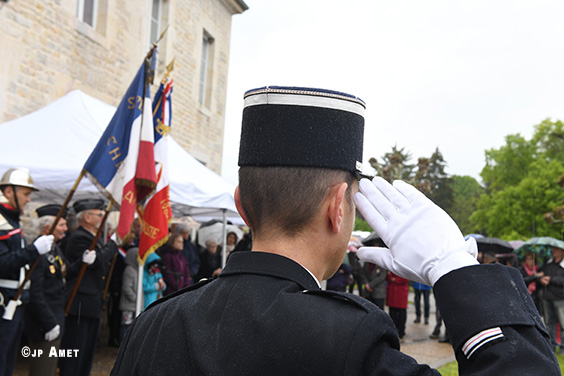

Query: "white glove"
<box><xmin>33</xmin><ymin>235</ymin><xmax>54</xmax><ymax>255</ymax></box>
<box><xmin>110</xmin><ymin>232</ymin><xmax>121</xmax><ymax>246</ymax></box>
<box><xmin>82</xmin><ymin>250</ymin><xmax>97</xmax><ymax>265</ymax></box>
<box><xmin>45</xmin><ymin>324</ymin><xmax>60</xmax><ymax>341</ymax></box>
<box><xmin>354</xmin><ymin>177</ymin><xmax>478</xmax><ymax>286</ymax></box>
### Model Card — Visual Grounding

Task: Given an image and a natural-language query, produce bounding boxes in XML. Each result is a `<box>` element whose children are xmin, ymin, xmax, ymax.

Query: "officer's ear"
<box><xmin>327</xmin><ymin>182</ymin><xmax>348</xmax><ymax>234</ymax></box>
<box><xmin>2</xmin><ymin>186</ymin><xmax>14</xmax><ymax>202</ymax></box>
<box><xmin>234</xmin><ymin>186</ymin><xmax>251</xmax><ymax>228</ymax></box>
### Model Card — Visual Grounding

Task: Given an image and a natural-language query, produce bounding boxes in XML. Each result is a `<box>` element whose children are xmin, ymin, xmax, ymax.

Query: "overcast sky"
<box><xmin>220</xmin><ymin>0</ymin><xmax>564</xmax><ymax>186</ymax></box>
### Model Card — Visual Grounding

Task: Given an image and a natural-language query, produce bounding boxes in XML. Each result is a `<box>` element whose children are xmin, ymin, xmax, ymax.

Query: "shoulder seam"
<box><xmin>302</xmin><ymin>290</ymin><xmax>374</xmax><ymax>312</ymax></box>
<box><xmin>145</xmin><ymin>278</ymin><xmax>215</xmax><ymax>310</ymax></box>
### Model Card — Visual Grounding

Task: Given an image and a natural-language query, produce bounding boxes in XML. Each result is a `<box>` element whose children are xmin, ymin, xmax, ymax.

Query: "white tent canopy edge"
<box><xmin>0</xmin><ymin>89</ymin><xmax>242</xmax><ymax>224</ymax></box>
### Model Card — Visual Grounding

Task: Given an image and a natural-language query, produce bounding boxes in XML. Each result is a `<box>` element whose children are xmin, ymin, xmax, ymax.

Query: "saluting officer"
<box><xmin>0</xmin><ymin>168</ymin><xmax>53</xmax><ymax>376</ymax></box>
<box><xmin>59</xmin><ymin>199</ymin><xmax>117</xmax><ymax>376</ymax></box>
<box><xmin>24</xmin><ymin>204</ymin><xmax>79</xmax><ymax>376</ymax></box>
<box><xmin>112</xmin><ymin>86</ymin><xmax>559</xmax><ymax>375</ymax></box>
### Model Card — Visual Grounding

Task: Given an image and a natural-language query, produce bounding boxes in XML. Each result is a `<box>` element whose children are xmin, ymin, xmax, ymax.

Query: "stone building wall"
<box><xmin>0</xmin><ymin>0</ymin><xmax>246</xmax><ymax>174</ymax></box>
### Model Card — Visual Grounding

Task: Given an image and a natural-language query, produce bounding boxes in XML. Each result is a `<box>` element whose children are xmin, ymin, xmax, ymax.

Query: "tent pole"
<box><xmin>221</xmin><ymin>209</ymin><xmax>227</xmax><ymax>269</ymax></box>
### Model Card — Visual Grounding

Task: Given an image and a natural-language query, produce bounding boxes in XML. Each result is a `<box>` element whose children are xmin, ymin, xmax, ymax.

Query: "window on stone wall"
<box><xmin>199</xmin><ymin>31</ymin><xmax>215</xmax><ymax>108</ymax></box>
<box><xmin>149</xmin><ymin>0</ymin><xmax>162</xmax><ymax>47</ymax></box>
<box><xmin>77</xmin><ymin>0</ymin><xmax>98</xmax><ymax>28</ymax></box>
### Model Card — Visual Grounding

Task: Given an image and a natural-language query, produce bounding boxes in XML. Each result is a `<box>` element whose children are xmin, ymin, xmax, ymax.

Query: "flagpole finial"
<box><xmin>145</xmin><ymin>25</ymin><xmax>169</xmax><ymax>62</ymax></box>
<box><xmin>156</xmin><ymin>25</ymin><xmax>170</xmax><ymax>45</ymax></box>
<box><xmin>164</xmin><ymin>57</ymin><xmax>175</xmax><ymax>80</ymax></box>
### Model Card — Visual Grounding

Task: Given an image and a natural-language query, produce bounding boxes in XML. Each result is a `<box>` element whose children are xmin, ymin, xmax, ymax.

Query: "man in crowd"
<box><xmin>0</xmin><ymin>168</ymin><xmax>53</xmax><ymax>376</ymax></box>
<box><xmin>24</xmin><ymin>204</ymin><xmax>76</xmax><ymax>376</ymax></box>
<box><xmin>59</xmin><ymin>199</ymin><xmax>117</xmax><ymax>376</ymax></box>
<box><xmin>112</xmin><ymin>86</ymin><xmax>558</xmax><ymax>375</ymax></box>
<box><xmin>539</xmin><ymin>246</ymin><xmax>564</xmax><ymax>351</ymax></box>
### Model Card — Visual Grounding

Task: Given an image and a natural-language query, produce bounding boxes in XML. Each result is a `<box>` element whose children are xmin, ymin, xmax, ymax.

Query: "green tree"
<box><xmin>450</xmin><ymin>175</ymin><xmax>483</xmax><ymax>235</ymax></box>
<box><xmin>422</xmin><ymin>148</ymin><xmax>454</xmax><ymax>213</ymax></box>
<box><xmin>368</xmin><ymin>146</ymin><xmax>454</xmax><ymax>209</ymax></box>
<box><xmin>368</xmin><ymin>145</ymin><xmax>415</xmax><ymax>183</ymax></box>
<box><xmin>472</xmin><ymin>119</ymin><xmax>564</xmax><ymax>239</ymax></box>
<box><xmin>480</xmin><ymin>134</ymin><xmax>535</xmax><ymax>193</ymax></box>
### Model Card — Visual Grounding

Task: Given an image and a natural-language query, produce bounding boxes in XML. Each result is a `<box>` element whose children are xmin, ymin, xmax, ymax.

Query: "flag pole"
<box><xmin>2</xmin><ymin>170</ymin><xmax>85</xmax><ymax>320</ymax></box>
<box><xmin>65</xmin><ymin>200</ymin><xmax>113</xmax><ymax>315</ymax></box>
<box><xmin>135</xmin><ymin>263</ymin><xmax>144</xmax><ymax>317</ymax></box>
<box><xmin>221</xmin><ymin>209</ymin><xmax>227</xmax><ymax>269</ymax></box>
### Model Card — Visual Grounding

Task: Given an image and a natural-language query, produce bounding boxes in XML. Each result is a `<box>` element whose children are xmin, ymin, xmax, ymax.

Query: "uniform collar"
<box><xmin>0</xmin><ymin>202</ymin><xmax>20</xmax><ymax>221</ymax></box>
<box><xmin>221</xmin><ymin>251</ymin><xmax>321</xmax><ymax>291</ymax></box>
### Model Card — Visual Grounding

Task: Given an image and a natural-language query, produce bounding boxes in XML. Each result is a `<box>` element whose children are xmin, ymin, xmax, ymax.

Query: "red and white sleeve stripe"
<box><xmin>462</xmin><ymin>327</ymin><xmax>504</xmax><ymax>359</ymax></box>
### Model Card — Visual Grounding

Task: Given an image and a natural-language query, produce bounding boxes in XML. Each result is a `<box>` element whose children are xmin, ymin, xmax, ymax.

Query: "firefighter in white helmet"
<box><xmin>0</xmin><ymin>167</ymin><xmax>54</xmax><ymax>376</ymax></box>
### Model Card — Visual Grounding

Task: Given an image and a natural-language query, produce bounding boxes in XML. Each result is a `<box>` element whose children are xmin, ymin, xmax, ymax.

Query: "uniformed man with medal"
<box><xmin>24</xmin><ymin>204</ymin><xmax>78</xmax><ymax>376</ymax></box>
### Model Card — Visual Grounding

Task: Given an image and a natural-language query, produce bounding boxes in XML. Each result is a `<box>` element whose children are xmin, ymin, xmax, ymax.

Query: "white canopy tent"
<box><xmin>0</xmin><ymin>90</ymin><xmax>242</xmax><ymax>224</ymax></box>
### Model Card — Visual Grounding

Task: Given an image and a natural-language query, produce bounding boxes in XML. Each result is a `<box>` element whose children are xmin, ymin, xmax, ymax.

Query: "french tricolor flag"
<box><xmin>83</xmin><ymin>51</ymin><xmax>158</xmax><ymax>243</ymax></box>
<box><xmin>137</xmin><ymin>79</ymin><xmax>173</xmax><ymax>264</ymax></box>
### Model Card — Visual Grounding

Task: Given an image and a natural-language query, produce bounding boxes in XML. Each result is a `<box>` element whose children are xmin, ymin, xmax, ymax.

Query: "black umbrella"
<box><xmin>475</xmin><ymin>237</ymin><xmax>513</xmax><ymax>255</ymax></box>
<box><xmin>361</xmin><ymin>232</ymin><xmax>387</xmax><ymax>247</ymax></box>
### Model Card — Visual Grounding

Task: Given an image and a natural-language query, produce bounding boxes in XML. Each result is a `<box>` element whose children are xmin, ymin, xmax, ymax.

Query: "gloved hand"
<box><xmin>110</xmin><ymin>232</ymin><xmax>121</xmax><ymax>246</ymax></box>
<box><xmin>45</xmin><ymin>324</ymin><xmax>60</xmax><ymax>341</ymax></box>
<box><xmin>33</xmin><ymin>235</ymin><xmax>54</xmax><ymax>255</ymax></box>
<box><xmin>354</xmin><ymin>177</ymin><xmax>478</xmax><ymax>286</ymax></box>
<box><xmin>82</xmin><ymin>250</ymin><xmax>97</xmax><ymax>265</ymax></box>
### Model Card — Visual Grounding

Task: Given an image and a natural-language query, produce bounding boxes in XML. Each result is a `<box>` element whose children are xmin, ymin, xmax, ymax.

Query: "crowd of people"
<box><xmin>0</xmin><ymin>166</ymin><xmax>250</xmax><ymax>376</ymax></box>
<box><xmin>326</xmin><ymin>234</ymin><xmax>564</xmax><ymax>351</ymax></box>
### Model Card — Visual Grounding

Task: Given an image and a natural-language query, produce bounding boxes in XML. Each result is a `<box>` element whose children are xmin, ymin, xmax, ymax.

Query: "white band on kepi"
<box><xmin>245</xmin><ymin>92</ymin><xmax>365</xmax><ymax>118</ymax></box>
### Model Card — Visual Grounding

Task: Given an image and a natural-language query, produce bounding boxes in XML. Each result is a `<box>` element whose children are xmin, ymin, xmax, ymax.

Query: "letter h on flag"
<box><xmin>137</xmin><ymin>79</ymin><xmax>173</xmax><ymax>263</ymax></box>
<box><xmin>82</xmin><ymin>51</ymin><xmax>158</xmax><ymax>247</ymax></box>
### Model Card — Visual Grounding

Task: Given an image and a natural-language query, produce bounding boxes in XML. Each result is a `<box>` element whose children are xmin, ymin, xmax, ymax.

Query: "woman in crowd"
<box><xmin>161</xmin><ymin>234</ymin><xmax>192</xmax><ymax>295</ymax></box>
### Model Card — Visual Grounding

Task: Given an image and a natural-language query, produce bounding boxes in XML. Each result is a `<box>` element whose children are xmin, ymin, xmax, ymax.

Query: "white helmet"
<box><xmin>0</xmin><ymin>167</ymin><xmax>38</xmax><ymax>191</ymax></box>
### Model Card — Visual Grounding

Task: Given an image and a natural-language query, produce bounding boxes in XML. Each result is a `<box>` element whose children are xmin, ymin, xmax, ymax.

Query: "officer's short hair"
<box><xmin>238</xmin><ymin>166</ymin><xmax>355</xmax><ymax>237</ymax></box>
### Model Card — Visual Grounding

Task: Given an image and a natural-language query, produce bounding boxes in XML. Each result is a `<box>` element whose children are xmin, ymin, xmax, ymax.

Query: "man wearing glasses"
<box><xmin>59</xmin><ymin>199</ymin><xmax>117</xmax><ymax>376</ymax></box>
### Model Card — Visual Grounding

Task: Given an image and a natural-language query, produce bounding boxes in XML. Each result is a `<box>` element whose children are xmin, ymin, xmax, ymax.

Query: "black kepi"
<box><xmin>238</xmin><ymin>86</ymin><xmax>366</xmax><ymax>175</ymax></box>
<box><xmin>73</xmin><ymin>198</ymin><xmax>105</xmax><ymax>214</ymax></box>
<box><xmin>36</xmin><ymin>204</ymin><xmax>67</xmax><ymax>218</ymax></box>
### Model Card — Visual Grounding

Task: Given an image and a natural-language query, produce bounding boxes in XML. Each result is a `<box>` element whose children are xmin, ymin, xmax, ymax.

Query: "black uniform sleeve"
<box><xmin>346</xmin><ymin>310</ymin><xmax>441</xmax><ymax>375</ymax></box>
<box><xmin>434</xmin><ymin>264</ymin><xmax>559</xmax><ymax>375</ymax></box>
<box><xmin>0</xmin><ymin>238</ymin><xmax>38</xmax><ymax>276</ymax></box>
<box><xmin>28</xmin><ymin>256</ymin><xmax>57</xmax><ymax>332</ymax></box>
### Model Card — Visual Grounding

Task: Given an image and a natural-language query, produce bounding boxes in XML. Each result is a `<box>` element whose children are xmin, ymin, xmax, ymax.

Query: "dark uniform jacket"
<box><xmin>63</xmin><ymin>226</ymin><xmax>117</xmax><ymax>319</ymax></box>
<box><xmin>0</xmin><ymin>202</ymin><xmax>38</xmax><ymax>305</ymax></box>
<box><xmin>112</xmin><ymin>251</ymin><xmax>559</xmax><ymax>375</ymax></box>
<box><xmin>23</xmin><ymin>244</ymin><xmax>76</xmax><ymax>342</ymax></box>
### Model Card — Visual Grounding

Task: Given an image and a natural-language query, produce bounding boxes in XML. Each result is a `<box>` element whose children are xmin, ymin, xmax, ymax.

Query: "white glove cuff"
<box><xmin>429</xmin><ymin>242</ymin><xmax>479</xmax><ymax>285</ymax></box>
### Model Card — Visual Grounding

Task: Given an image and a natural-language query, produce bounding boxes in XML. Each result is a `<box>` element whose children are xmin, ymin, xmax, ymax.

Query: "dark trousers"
<box><xmin>388</xmin><ymin>307</ymin><xmax>407</xmax><ymax>338</ymax></box>
<box><xmin>0</xmin><ymin>305</ymin><xmax>24</xmax><ymax>376</ymax></box>
<box><xmin>348</xmin><ymin>273</ymin><xmax>364</xmax><ymax>296</ymax></box>
<box><xmin>367</xmin><ymin>296</ymin><xmax>385</xmax><ymax>311</ymax></box>
<box><xmin>28</xmin><ymin>338</ymin><xmax>62</xmax><ymax>376</ymax></box>
<box><xmin>59</xmin><ymin>315</ymin><xmax>100</xmax><ymax>376</ymax></box>
<box><xmin>414</xmin><ymin>289</ymin><xmax>430</xmax><ymax>319</ymax></box>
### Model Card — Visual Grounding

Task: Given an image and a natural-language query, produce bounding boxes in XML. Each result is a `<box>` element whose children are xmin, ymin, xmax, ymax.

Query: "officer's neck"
<box><xmin>251</xmin><ymin>231</ymin><xmax>341</xmax><ymax>285</ymax></box>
